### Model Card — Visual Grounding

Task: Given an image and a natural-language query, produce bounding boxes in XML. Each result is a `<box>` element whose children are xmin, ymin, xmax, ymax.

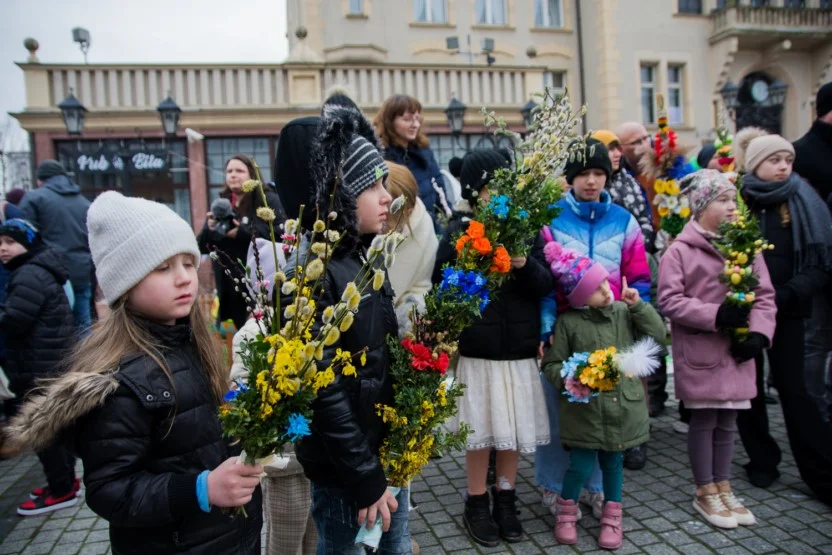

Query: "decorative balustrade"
<box><xmin>711</xmin><ymin>6</ymin><xmax>832</xmax><ymax>42</ymax></box>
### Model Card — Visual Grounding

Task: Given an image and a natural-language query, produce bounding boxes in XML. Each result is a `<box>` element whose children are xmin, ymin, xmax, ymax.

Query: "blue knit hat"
<box><xmin>0</xmin><ymin>219</ymin><xmax>41</xmax><ymax>249</ymax></box>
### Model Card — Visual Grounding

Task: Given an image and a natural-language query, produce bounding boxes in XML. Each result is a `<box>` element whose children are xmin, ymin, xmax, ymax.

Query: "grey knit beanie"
<box><xmin>36</xmin><ymin>160</ymin><xmax>68</xmax><ymax>180</ymax></box>
<box><xmin>341</xmin><ymin>134</ymin><xmax>389</xmax><ymax>198</ymax></box>
<box><xmin>87</xmin><ymin>191</ymin><xmax>200</xmax><ymax>305</ymax></box>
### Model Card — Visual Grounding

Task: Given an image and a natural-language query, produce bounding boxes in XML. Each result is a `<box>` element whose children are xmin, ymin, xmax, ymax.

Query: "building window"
<box><xmin>206</xmin><ymin>137</ymin><xmax>274</xmax><ymax>203</ymax></box>
<box><xmin>413</xmin><ymin>0</ymin><xmax>447</xmax><ymax>23</ymax></box>
<box><xmin>668</xmin><ymin>65</ymin><xmax>684</xmax><ymax>125</ymax></box>
<box><xmin>750</xmin><ymin>0</ymin><xmax>770</xmax><ymax>6</ymax></box>
<box><xmin>677</xmin><ymin>0</ymin><xmax>701</xmax><ymax>14</ymax></box>
<box><xmin>783</xmin><ymin>0</ymin><xmax>805</xmax><ymax>7</ymax></box>
<box><xmin>640</xmin><ymin>64</ymin><xmax>657</xmax><ymax>124</ymax></box>
<box><xmin>475</xmin><ymin>0</ymin><xmax>507</xmax><ymax>25</ymax></box>
<box><xmin>543</xmin><ymin>71</ymin><xmax>567</xmax><ymax>101</ymax></box>
<box><xmin>821</xmin><ymin>0</ymin><xmax>831</xmax><ymax>8</ymax></box>
<box><xmin>348</xmin><ymin>0</ymin><xmax>363</xmax><ymax>14</ymax></box>
<box><xmin>534</xmin><ymin>0</ymin><xmax>563</xmax><ymax>28</ymax></box>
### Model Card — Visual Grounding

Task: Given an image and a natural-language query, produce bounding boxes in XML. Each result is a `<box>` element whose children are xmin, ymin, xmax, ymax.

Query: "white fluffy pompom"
<box><xmin>617</xmin><ymin>337</ymin><xmax>663</xmax><ymax>378</ymax></box>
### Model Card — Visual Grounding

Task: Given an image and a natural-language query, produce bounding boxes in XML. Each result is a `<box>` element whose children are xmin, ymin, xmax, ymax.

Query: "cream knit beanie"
<box><xmin>745</xmin><ymin>135</ymin><xmax>794</xmax><ymax>174</ymax></box>
<box><xmin>87</xmin><ymin>191</ymin><xmax>200</xmax><ymax>305</ymax></box>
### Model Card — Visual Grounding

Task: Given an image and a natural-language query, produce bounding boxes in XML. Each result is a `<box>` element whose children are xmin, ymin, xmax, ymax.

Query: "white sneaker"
<box><xmin>579</xmin><ymin>490</ymin><xmax>604</xmax><ymax>519</ymax></box>
<box><xmin>693</xmin><ymin>490</ymin><xmax>738</xmax><ymax>529</ymax></box>
<box><xmin>717</xmin><ymin>485</ymin><xmax>756</xmax><ymax>526</ymax></box>
<box><xmin>542</xmin><ymin>491</ymin><xmax>582</xmax><ymax>519</ymax></box>
<box><xmin>673</xmin><ymin>421</ymin><xmax>689</xmax><ymax>434</ymax></box>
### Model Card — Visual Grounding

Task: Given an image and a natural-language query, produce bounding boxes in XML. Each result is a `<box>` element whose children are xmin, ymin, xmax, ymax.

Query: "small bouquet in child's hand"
<box><xmin>217</xmin><ymin>164</ymin><xmax>406</xmax><ymax>490</ymax></box>
<box><xmin>561</xmin><ymin>338</ymin><xmax>662</xmax><ymax>403</ymax></box>
<box><xmin>714</xmin><ymin>205</ymin><xmax>774</xmax><ymax>339</ymax></box>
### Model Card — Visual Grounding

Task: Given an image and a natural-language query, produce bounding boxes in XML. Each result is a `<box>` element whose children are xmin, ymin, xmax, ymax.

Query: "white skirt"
<box><xmin>448</xmin><ymin>356</ymin><xmax>551</xmax><ymax>453</ymax></box>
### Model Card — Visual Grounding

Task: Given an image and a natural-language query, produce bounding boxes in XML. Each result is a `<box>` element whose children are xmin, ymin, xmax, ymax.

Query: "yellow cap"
<box><xmin>591</xmin><ymin>130</ymin><xmax>620</xmax><ymax>147</ymax></box>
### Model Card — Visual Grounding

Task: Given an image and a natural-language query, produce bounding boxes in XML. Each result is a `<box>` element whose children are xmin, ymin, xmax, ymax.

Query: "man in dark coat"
<box><xmin>793</xmin><ymin>81</ymin><xmax>832</xmax><ymax>422</ymax></box>
<box><xmin>794</xmin><ymin>81</ymin><xmax>832</xmax><ymax>205</ymax></box>
<box><xmin>20</xmin><ymin>160</ymin><xmax>92</xmax><ymax>333</ymax></box>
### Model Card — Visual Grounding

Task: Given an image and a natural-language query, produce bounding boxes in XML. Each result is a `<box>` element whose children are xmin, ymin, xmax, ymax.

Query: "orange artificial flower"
<box><xmin>490</xmin><ymin>246</ymin><xmax>511</xmax><ymax>273</ymax></box>
<box><xmin>455</xmin><ymin>235</ymin><xmax>471</xmax><ymax>253</ymax></box>
<box><xmin>472</xmin><ymin>237</ymin><xmax>493</xmax><ymax>256</ymax></box>
<box><xmin>466</xmin><ymin>221</ymin><xmax>485</xmax><ymax>240</ymax></box>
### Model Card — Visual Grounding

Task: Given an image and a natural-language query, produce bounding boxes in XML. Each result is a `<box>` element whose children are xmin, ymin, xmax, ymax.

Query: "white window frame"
<box><xmin>535</xmin><ymin>0</ymin><xmax>563</xmax><ymax>28</ymax></box>
<box><xmin>476</xmin><ymin>0</ymin><xmax>507</xmax><ymax>25</ymax></box>
<box><xmin>413</xmin><ymin>0</ymin><xmax>448</xmax><ymax>23</ymax></box>
<box><xmin>667</xmin><ymin>64</ymin><xmax>685</xmax><ymax>125</ymax></box>
<box><xmin>348</xmin><ymin>0</ymin><xmax>363</xmax><ymax>14</ymax></box>
<box><xmin>640</xmin><ymin>63</ymin><xmax>658</xmax><ymax>125</ymax></box>
<box><xmin>543</xmin><ymin>71</ymin><xmax>566</xmax><ymax>98</ymax></box>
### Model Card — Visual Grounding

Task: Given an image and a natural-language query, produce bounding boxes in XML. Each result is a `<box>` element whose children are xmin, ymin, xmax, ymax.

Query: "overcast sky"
<box><xmin>0</xmin><ymin>0</ymin><xmax>289</xmax><ymax>150</ymax></box>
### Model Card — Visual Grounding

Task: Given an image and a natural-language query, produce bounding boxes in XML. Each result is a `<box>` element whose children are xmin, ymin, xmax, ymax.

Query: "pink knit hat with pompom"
<box><xmin>542</xmin><ymin>232</ymin><xmax>609</xmax><ymax>308</ymax></box>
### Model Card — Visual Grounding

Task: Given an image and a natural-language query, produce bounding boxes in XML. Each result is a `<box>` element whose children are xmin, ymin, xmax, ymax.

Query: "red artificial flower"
<box><xmin>402</xmin><ymin>339</ymin><xmax>434</xmax><ymax>371</ymax></box>
<box><xmin>435</xmin><ymin>352</ymin><xmax>450</xmax><ymax>374</ymax></box>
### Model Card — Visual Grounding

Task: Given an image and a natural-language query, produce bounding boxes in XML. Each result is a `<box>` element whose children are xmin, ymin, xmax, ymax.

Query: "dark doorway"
<box><xmin>734</xmin><ymin>72</ymin><xmax>786</xmax><ymax>135</ymax></box>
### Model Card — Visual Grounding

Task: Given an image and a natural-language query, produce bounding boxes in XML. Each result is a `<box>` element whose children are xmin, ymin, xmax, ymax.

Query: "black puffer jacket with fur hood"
<box><xmin>1</xmin><ymin>319</ymin><xmax>262</xmax><ymax>555</ymax></box>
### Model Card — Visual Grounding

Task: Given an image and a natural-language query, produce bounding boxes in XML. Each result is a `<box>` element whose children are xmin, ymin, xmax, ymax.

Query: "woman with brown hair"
<box><xmin>384</xmin><ymin>162</ymin><xmax>438</xmax><ymax>333</ymax></box>
<box><xmin>197</xmin><ymin>154</ymin><xmax>285</xmax><ymax>329</ymax></box>
<box><xmin>374</xmin><ymin>94</ymin><xmax>448</xmax><ymax>229</ymax></box>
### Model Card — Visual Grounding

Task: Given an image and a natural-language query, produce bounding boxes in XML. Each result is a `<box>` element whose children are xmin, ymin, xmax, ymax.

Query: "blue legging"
<box><xmin>561</xmin><ymin>448</ymin><xmax>624</xmax><ymax>503</ymax></box>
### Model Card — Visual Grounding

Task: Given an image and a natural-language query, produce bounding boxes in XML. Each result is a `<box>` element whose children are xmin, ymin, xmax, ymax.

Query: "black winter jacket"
<box><xmin>458</xmin><ymin>235</ymin><xmax>555</xmax><ymax>361</ymax></box>
<box><xmin>0</xmin><ymin>247</ymin><xmax>74</xmax><ymax>394</ymax></box>
<box><xmin>74</xmin><ymin>321</ymin><xmax>262</xmax><ymax>555</ymax></box>
<box><xmin>745</xmin><ymin>194</ymin><xmax>830</xmax><ymax>320</ymax></box>
<box><xmin>793</xmin><ymin>121</ymin><xmax>832</xmax><ymax>204</ymax></box>
<box><xmin>198</xmin><ymin>184</ymin><xmax>286</xmax><ymax>328</ymax></box>
<box><xmin>293</xmin><ymin>248</ymin><xmax>398</xmax><ymax>508</ymax></box>
<box><xmin>19</xmin><ymin>175</ymin><xmax>92</xmax><ymax>287</ymax></box>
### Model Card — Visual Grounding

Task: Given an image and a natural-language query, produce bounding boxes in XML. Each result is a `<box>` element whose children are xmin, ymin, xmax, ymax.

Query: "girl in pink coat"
<box><xmin>658</xmin><ymin>170</ymin><xmax>776</xmax><ymax>530</ymax></box>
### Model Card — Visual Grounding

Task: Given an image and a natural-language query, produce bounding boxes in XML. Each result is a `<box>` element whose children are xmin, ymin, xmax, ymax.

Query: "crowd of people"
<box><xmin>0</xmin><ymin>82</ymin><xmax>830</xmax><ymax>555</ymax></box>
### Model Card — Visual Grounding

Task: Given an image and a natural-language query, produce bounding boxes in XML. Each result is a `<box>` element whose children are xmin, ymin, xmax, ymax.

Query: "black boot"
<box><xmin>463</xmin><ymin>492</ymin><xmax>499</xmax><ymax>547</ymax></box>
<box><xmin>491</xmin><ymin>486</ymin><xmax>523</xmax><ymax>543</ymax></box>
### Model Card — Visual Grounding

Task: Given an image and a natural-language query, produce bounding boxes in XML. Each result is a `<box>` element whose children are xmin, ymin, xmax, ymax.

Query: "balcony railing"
<box><xmin>22</xmin><ymin>62</ymin><xmax>538</xmax><ymax>112</ymax></box>
<box><xmin>711</xmin><ymin>6</ymin><xmax>832</xmax><ymax>43</ymax></box>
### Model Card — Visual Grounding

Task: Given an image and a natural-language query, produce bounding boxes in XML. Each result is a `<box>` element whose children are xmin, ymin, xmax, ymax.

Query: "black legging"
<box><xmin>738</xmin><ymin>317</ymin><xmax>832</xmax><ymax>505</ymax></box>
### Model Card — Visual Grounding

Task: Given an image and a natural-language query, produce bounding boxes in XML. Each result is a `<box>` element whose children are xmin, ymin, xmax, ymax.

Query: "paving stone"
<box><xmin>66</xmin><ymin>518</ymin><xmax>97</xmax><ymax>532</ymax></box>
<box><xmin>0</xmin><ymin>540</ymin><xmax>29</xmax><ymax>555</ymax></box>
<box><xmin>77</xmin><ymin>542</ymin><xmax>109</xmax><ymax>555</ymax></box>
<box><xmin>83</xmin><ymin>530</ymin><xmax>109</xmax><ymax>544</ymax></box>
<box><xmin>640</xmin><ymin>516</ymin><xmax>675</xmax><ymax>533</ymax></box>
<box><xmin>24</xmin><ymin>542</ymin><xmax>56</xmax><ymax>555</ymax></box>
<box><xmin>59</xmin><ymin>530</ymin><xmax>90</xmax><ymax>544</ymax></box>
<box><xmin>39</xmin><ymin>517</ymin><xmax>72</xmax><ymax>532</ymax></box>
<box><xmin>696</xmin><ymin>531</ymin><xmax>735</xmax><ymax>549</ymax></box>
<box><xmin>626</xmin><ymin>530</ymin><xmax>660</xmax><ymax>546</ymax></box>
<box><xmin>48</xmin><ymin>544</ymin><xmax>82</xmax><ymax>555</ymax></box>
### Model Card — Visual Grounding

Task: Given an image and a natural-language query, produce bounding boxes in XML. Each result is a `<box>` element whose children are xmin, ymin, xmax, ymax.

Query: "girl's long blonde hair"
<box><xmin>68</xmin><ymin>298</ymin><xmax>227</xmax><ymax>402</ymax></box>
<box><xmin>385</xmin><ymin>162</ymin><xmax>418</xmax><ymax>234</ymax></box>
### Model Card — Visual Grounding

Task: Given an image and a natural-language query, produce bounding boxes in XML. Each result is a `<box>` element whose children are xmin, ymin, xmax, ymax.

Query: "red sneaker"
<box><xmin>30</xmin><ymin>478</ymin><xmax>81</xmax><ymax>500</ymax></box>
<box><xmin>18</xmin><ymin>490</ymin><xmax>79</xmax><ymax>516</ymax></box>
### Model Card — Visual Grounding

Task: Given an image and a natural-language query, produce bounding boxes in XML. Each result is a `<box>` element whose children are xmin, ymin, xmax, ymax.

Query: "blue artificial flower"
<box><xmin>283</xmin><ymin>413</ymin><xmax>312</xmax><ymax>442</ymax></box>
<box><xmin>441</xmin><ymin>267</ymin><xmax>461</xmax><ymax>289</ymax></box>
<box><xmin>489</xmin><ymin>195</ymin><xmax>511</xmax><ymax>221</ymax></box>
<box><xmin>222</xmin><ymin>380</ymin><xmax>248</xmax><ymax>402</ymax></box>
<box><xmin>518</xmin><ymin>210</ymin><xmax>529</xmax><ymax>220</ymax></box>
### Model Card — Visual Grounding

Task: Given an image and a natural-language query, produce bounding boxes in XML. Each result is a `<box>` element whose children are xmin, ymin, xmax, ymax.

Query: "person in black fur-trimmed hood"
<box><xmin>0</xmin><ymin>194</ymin><xmax>263</xmax><ymax>553</ymax></box>
<box><xmin>0</xmin><ymin>218</ymin><xmax>77</xmax><ymax>517</ymax></box>
<box><xmin>290</xmin><ymin>104</ymin><xmax>414</xmax><ymax>553</ymax></box>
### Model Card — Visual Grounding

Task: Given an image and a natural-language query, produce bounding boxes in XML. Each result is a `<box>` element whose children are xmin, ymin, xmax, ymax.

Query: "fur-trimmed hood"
<box><xmin>311</xmin><ymin>105</ymin><xmax>382</xmax><ymax>254</ymax></box>
<box><xmin>1</xmin><ymin>372</ymin><xmax>119</xmax><ymax>458</ymax></box>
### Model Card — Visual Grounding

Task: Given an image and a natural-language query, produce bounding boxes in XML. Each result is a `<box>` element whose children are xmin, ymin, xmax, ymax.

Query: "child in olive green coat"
<box><xmin>541</xmin><ymin>238</ymin><xmax>665</xmax><ymax>550</ymax></box>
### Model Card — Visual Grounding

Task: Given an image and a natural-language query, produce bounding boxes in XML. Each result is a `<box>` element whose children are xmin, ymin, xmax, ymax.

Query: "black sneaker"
<box><xmin>623</xmin><ymin>444</ymin><xmax>648</xmax><ymax>470</ymax></box>
<box><xmin>17</xmin><ymin>490</ymin><xmax>78</xmax><ymax>516</ymax></box>
<box><xmin>491</xmin><ymin>486</ymin><xmax>523</xmax><ymax>543</ymax></box>
<box><xmin>463</xmin><ymin>492</ymin><xmax>499</xmax><ymax>547</ymax></box>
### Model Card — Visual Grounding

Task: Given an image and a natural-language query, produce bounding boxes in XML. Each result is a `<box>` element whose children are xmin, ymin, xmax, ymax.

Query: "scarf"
<box><xmin>742</xmin><ymin>172</ymin><xmax>832</xmax><ymax>273</ymax></box>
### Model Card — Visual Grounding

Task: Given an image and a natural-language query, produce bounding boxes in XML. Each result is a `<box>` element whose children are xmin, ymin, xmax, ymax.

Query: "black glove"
<box><xmin>715</xmin><ymin>302</ymin><xmax>750</xmax><ymax>330</ymax></box>
<box><xmin>730</xmin><ymin>332</ymin><xmax>768</xmax><ymax>363</ymax></box>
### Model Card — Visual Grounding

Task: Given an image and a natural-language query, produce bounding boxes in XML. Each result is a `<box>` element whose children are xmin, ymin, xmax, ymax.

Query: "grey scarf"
<box><xmin>742</xmin><ymin>172</ymin><xmax>832</xmax><ymax>272</ymax></box>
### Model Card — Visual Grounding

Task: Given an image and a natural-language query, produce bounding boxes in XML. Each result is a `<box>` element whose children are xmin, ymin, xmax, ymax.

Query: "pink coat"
<box><xmin>658</xmin><ymin>222</ymin><xmax>777</xmax><ymax>403</ymax></box>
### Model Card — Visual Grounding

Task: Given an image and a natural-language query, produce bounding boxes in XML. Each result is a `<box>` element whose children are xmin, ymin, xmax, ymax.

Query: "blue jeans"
<box><xmin>535</xmin><ymin>373</ymin><xmax>602</xmax><ymax>494</ymax></box>
<box><xmin>311</xmin><ymin>484</ymin><xmax>411</xmax><ymax>555</ymax></box>
<box><xmin>72</xmin><ymin>283</ymin><xmax>92</xmax><ymax>336</ymax></box>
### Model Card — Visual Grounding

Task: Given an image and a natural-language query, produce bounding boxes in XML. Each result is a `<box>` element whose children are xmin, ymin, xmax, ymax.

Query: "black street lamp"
<box><xmin>157</xmin><ymin>94</ymin><xmax>181</xmax><ymax>137</ymax></box>
<box><xmin>444</xmin><ymin>97</ymin><xmax>467</xmax><ymax>135</ymax></box>
<box><xmin>58</xmin><ymin>89</ymin><xmax>87</xmax><ymax>136</ymax></box>
<box><xmin>719</xmin><ymin>81</ymin><xmax>740</xmax><ymax>113</ymax></box>
<box><xmin>521</xmin><ymin>99</ymin><xmax>537</xmax><ymax>130</ymax></box>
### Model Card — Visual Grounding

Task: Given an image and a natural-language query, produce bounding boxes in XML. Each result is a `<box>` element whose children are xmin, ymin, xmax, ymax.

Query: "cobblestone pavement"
<box><xmin>1</xmin><ymin>383</ymin><xmax>831</xmax><ymax>554</ymax></box>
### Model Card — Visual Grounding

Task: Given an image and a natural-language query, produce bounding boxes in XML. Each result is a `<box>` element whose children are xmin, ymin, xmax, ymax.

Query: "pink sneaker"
<box><xmin>553</xmin><ymin>497</ymin><xmax>579</xmax><ymax>545</ymax></box>
<box><xmin>597</xmin><ymin>501</ymin><xmax>623</xmax><ymax>550</ymax></box>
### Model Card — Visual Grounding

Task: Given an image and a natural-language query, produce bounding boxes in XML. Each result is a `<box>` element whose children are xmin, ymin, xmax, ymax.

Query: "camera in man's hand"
<box><xmin>209</xmin><ymin>198</ymin><xmax>236</xmax><ymax>242</ymax></box>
